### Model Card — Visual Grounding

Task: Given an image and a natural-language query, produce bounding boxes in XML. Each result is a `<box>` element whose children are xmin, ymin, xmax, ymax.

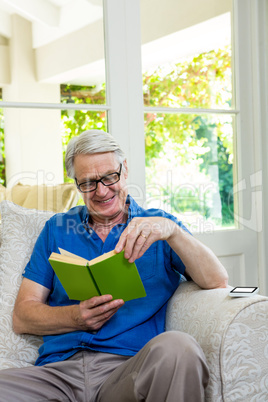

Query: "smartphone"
<box><xmin>229</xmin><ymin>286</ymin><xmax>259</xmax><ymax>297</ymax></box>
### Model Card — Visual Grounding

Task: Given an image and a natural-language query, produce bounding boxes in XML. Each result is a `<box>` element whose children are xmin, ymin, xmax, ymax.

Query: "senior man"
<box><xmin>0</xmin><ymin>129</ymin><xmax>228</xmax><ymax>401</ymax></box>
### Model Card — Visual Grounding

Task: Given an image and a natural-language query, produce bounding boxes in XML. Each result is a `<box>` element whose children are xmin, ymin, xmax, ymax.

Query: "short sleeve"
<box><xmin>23</xmin><ymin>219</ymin><xmax>54</xmax><ymax>290</ymax></box>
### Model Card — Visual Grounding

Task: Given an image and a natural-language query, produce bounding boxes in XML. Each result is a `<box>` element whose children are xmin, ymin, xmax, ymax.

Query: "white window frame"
<box><xmin>233</xmin><ymin>0</ymin><xmax>268</xmax><ymax>294</ymax></box>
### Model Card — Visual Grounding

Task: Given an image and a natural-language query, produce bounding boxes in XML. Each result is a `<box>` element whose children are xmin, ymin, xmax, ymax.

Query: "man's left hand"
<box><xmin>115</xmin><ymin>217</ymin><xmax>177</xmax><ymax>263</ymax></box>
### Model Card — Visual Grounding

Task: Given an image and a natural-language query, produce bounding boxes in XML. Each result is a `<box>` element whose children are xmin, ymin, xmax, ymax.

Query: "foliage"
<box><xmin>194</xmin><ymin>115</ymin><xmax>234</xmax><ymax>224</ymax></box>
<box><xmin>143</xmin><ymin>47</ymin><xmax>231</xmax><ymax>109</ymax></box>
<box><xmin>61</xmin><ymin>84</ymin><xmax>107</xmax><ymax>182</ymax></box>
<box><xmin>144</xmin><ymin>46</ymin><xmax>234</xmax><ymax>226</ymax></box>
<box><xmin>61</xmin><ymin>48</ymin><xmax>234</xmax><ymax>226</ymax></box>
<box><xmin>0</xmin><ymin>47</ymin><xmax>234</xmax><ymax>227</ymax></box>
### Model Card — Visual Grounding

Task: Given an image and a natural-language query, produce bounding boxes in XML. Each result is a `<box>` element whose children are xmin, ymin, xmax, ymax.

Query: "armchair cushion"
<box><xmin>0</xmin><ymin>201</ymin><xmax>53</xmax><ymax>369</ymax></box>
<box><xmin>166</xmin><ymin>281</ymin><xmax>268</xmax><ymax>401</ymax></box>
<box><xmin>0</xmin><ymin>184</ymin><xmax>5</xmax><ymax>203</ymax></box>
<box><xmin>1</xmin><ymin>182</ymin><xmax>78</xmax><ymax>212</ymax></box>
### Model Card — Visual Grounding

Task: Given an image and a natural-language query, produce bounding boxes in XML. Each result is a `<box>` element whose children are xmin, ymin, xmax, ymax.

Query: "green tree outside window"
<box><xmin>0</xmin><ymin>46</ymin><xmax>233</xmax><ymax>228</ymax></box>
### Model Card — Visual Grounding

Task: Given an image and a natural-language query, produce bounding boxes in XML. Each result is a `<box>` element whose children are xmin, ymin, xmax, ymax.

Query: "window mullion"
<box><xmin>103</xmin><ymin>0</ymin><xmax>146</xmax><ymax>204</ymax></box>
<box><xmin>144</xmin><ymin>106</ymin><xmax>239</xmax><ymax>115</ymax></box>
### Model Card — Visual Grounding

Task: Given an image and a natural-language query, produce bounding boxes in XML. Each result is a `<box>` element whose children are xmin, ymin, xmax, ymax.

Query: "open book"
<box><xmin>48</xmin><ymin>249</ymin><xmax>147</xmax><ymax>302</ymax></box>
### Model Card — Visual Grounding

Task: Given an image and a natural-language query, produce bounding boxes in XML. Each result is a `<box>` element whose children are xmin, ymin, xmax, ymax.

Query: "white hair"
<box><xmin>65</xmin><ymin>130</ymin><xmax>126</xmax><ymax>178</ymax></box>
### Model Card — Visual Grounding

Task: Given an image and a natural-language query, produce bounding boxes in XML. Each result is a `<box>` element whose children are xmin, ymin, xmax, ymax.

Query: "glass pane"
<box><xmin>145</xmin><ymin>112</ymin><xmax>235</xmax><ymax>231</ymax></box>
<box><xmin>61</xmin><ymin>108</ymin><xmax>107</xmax><ymax>183</ymax></box>
<box><xmin>61</xmin><ymin>83</ymin><xmax>106</xmax><ymax>107</ymax></box>
<box><xmin>0</xmin><ymin>1</ymin><xmax>106</xmax><ymax>104</ymax></box>
<box><xmin>143</xmin><ymin>46</ymin><xmax>232</xmax><ymax>110</ymax></box>
<box><xmin>0</xmin><ymin>106</ymin><xmax>107</xmax><ymax>187</ymax></box>
<box><xmin>1</xmin><ymin>107</ymin><xmax>62</xmax><ymax>185</ymax></box>
<box><xmin>141</xmin><ymin>3</ymin><xmax>232</xmax><ymax>109</ymax></box>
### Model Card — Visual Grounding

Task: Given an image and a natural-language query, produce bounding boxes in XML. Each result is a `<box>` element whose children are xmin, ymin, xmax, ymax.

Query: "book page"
<box><xmin>58</xmin><ymin>248</ymin><xmax>117</xmax><ymax>266</ymax></box>
<box><xmin>59</xmin><ymin>248</ymin><xmax>82</xmax><ymax>259</ymax></box>
<box><xmin>50</xmin><ymin>252</ymin><xmax>88</xmax><ymax>266</ymax></box>
<box><xmin>89</xmin><ymin>249</ymin><xmax>117</xmax><ymax>266</ymax></box>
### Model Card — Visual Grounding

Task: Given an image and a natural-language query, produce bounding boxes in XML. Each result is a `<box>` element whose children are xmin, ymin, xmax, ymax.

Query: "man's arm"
<box><xmin>13</xmin><ymin>278</ymin><xmax>124</xmax><ymax>336</ymax></box>
<box><xmin>166</xmin><ymin>224</ymin><xmax>228</xmax><ymax>289</ymax></box>
<box><xmin>115</xmin><ymin>217</ymin><xmax>228</xmax><ymax>290</ymax></box>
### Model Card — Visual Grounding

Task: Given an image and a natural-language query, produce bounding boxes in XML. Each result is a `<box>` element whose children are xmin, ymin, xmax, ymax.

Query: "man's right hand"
<box><xmin>13</xmin><ymin>278</ymin><xmax>124</xmax><ymax>336</ymax></box>
<box><xmin>75</xmin><ymin>295</ymin><xmax>124</xmax><ymax>331</ymax></box>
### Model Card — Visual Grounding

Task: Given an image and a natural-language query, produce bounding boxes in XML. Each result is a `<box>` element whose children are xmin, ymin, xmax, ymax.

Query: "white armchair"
<box><xmin>166</xmin><ymin>282</ymin><xmax>268</xmax><ymax>401</ymax></box>
<box><xmin>0</xmin><ymin>200</ymin><xmax>267</xmax><ymax>401</ymax></box>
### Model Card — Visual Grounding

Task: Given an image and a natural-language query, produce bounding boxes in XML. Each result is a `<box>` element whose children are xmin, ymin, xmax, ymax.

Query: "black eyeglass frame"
<box><xmin>75</xmin><ymin>164</ymin><xmax>122</xmax><ymax>193</ymax></box>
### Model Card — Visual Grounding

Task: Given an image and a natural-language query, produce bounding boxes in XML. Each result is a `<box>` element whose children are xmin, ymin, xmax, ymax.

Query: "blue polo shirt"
<box><xmin>23</xmin><ymin>195</ymin><xmax>189</xmax><ymax>366</ymax></box>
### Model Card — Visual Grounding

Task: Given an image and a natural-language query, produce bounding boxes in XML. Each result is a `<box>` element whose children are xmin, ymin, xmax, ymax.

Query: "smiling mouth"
<box><xmin>98</xmin><ymin>195</ymin><xmax>115</xmax><ymax>204</ymax></box>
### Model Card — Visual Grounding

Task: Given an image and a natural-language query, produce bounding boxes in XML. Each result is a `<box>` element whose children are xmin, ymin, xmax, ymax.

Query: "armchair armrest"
<box><xmin>166</xmin><ymin>281</ymin><xmax>268</xmax><ymax>401</ymax></box>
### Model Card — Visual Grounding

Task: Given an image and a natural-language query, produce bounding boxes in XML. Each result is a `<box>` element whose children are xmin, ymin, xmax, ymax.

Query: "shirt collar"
<box><xmin>126</xmin><ymin>194</ymin><xmax>140</xmax><ymax>223</ymax></box>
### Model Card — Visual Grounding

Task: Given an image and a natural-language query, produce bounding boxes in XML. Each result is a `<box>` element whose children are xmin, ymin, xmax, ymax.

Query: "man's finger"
<box><xmin>128</xmin><ymin>234</ymin><xmax>153</xmax><ymax>263</ymax></box>
<box><xmin>115</xmin><ymin>226</ymin><xmax>129</xmax><ymax>253</ymax></box>
<box><xmin>81</xmin><ymin>294</ymin><xmax>113</xmax><ymax>309</ymax></box>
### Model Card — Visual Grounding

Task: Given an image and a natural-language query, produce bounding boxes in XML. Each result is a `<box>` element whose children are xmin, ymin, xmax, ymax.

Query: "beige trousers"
<box><xmin>0</xmin><ymin>331</ymin><xmax>209</xmax><ymax>402</ymax></box>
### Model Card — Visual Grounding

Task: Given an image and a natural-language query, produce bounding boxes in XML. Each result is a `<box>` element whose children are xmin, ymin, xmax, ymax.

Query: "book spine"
<box><xmin>87</xmin><ymin>263</ymin><xmax>102</xmax><ymax>296</ymax></box>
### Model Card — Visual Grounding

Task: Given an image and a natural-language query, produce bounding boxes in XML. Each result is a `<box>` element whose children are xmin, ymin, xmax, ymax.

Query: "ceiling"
<box><xmin>0</xmin><ymin>0</ymin><xmax>103</xmax><ymax>48</ymax></box>
<box><xmin>0</xmin><ymin>0</ymin><xmax>231</xmax><ymax>86</ymax></box>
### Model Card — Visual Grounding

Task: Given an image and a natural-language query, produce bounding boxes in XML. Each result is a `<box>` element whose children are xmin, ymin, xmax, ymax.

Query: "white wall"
<box><xmin>2</xmin><ymin>15</ymin><xmax>63</xmax><ymax>185</ymax></box>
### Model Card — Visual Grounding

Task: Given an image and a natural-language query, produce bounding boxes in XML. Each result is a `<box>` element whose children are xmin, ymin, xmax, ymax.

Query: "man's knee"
<box><xmin>148</xmin><ymin>330</ymin><xmax>202</xmax><ymax>354</ymax></box>
<box><xmin>132</xmin><ymin>331</ymin><xmax>209</xmax><ymax>401</ymax></box>
<box><xmin>146</xmin><ymin>331</ymin><xmax>208</xmax><ymax>372</ymax></box>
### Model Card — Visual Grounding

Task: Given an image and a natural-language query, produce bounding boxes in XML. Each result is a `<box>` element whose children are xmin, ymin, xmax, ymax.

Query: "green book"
<box><xmin>48</xmin><ymin>249</ymin><xmax>146</xmax><ymax>302</ymax></box>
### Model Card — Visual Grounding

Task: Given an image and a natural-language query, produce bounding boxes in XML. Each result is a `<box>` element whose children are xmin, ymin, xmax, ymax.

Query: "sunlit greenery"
<box><xmin>0</xmin><ymin>46</ymin><xmax>234</xmax><ymax>228</ymax></box>
<box><xmin>60</xmin><ymin>47</ymin><xmax>234</xmax><ymax>227</ymax></box>
<box><xmin>143</xmin><ymin>47</ymin><xmax>231</xmax><ymax>109</ymax></box>
<box><xmin>143</xmin><ymin>46</ymin><xmax>234</xmax><ymax>227</ymax></box>
<box><xmin>61</xmin><ymin>84</ymin><xmax>107</xmax><ymax>183</ymax></box>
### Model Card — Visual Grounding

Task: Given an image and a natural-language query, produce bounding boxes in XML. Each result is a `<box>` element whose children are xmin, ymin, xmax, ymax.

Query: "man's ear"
<box><xmin>123</xmin><ymin>159</ymin><xmax>128</xmax><ymax>179</ymax></box>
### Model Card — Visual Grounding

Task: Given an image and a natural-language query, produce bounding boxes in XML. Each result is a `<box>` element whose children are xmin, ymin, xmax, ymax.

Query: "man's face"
<box><xmin>73</xmin><ymin>152</ymin><xmax>128</xmax><ymax>223</ymax></box>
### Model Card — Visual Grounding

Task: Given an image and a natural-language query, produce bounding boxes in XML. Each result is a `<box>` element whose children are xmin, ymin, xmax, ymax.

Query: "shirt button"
<box><xmin>81</xmin><ymin>342</ymin><xmax>86</xmax><ymax>346</ymax></box>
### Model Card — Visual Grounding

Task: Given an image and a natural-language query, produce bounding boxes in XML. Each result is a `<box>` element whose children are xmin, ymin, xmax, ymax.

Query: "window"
<box><xmin>0</xmin><ymin>0</ymin><xmax>106</xmax><ymax>186</ymax></box>
<box><xmin>141</xmin><ymin>5</ymin><xmax>235</xmax><ymax>232</ymax></box>
<box><xmin>60</xmin><ymin>84</ymin><xmax>107</xmax><ymax>182</ymax></box>
<box><xmin>0</xmin><ymin>0</ymin><xmax>263</xmax><ymax>234</ymax></box>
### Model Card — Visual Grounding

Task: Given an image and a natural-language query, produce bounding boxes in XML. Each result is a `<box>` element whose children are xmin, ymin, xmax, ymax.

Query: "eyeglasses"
<box><xmin>75</xmin><ymin>164</ymin><xmax>122</xmax><ymax>193</ymax></box>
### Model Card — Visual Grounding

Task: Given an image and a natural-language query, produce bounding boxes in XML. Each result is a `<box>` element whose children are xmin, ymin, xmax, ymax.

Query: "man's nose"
<box><xmin>95</xmin><ymin>180</ymin><xmax>108</xmax><ymax>196</ymax></box>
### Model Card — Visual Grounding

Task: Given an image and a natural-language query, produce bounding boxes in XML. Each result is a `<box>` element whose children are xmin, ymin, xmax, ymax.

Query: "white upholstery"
<box><xmin>0</xmin><ymin>183</ymin><xmax>78</xmax><ymax>213</ymax></box>
<box><xmin>0</xmin><ymin>201</ymin><xmax>54</xmax><ymax>369</ymax></box>
<box><xmin>0</xmin><ymin>200</ymin><xmax>268</xmax><ymax>401</ymax></box>
<box><xmin>166</xmin><ymin>282</ymin><xmax>268</xmax><ymax>401</ymax></box>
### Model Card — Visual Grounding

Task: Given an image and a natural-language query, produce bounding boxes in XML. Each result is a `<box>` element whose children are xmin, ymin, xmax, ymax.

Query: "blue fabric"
<box><xmin>23</xmin><ymin>195</ymin><xmax>189</xmax><ymax>366</ymax></box>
